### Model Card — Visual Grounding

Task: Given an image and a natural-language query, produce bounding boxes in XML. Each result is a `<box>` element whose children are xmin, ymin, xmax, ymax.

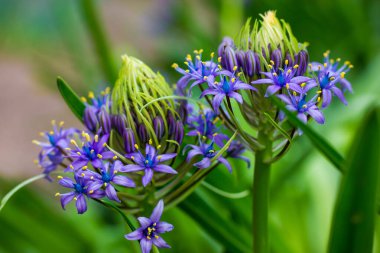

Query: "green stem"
<box><xmin>79</xmin><ymin>0</ymin><xmax>117</xmax><ymax>83</ymax></box>
<box><xmin>253</xmin><ymin>130</ymin><xmax>272</xmax><ymax>253</ymax></box>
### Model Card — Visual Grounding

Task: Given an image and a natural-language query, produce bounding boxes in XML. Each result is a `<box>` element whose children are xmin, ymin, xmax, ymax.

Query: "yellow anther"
<box><xmin>203</xmin><ymin>76</ymin><xmax>208</xmax><ymax>80</ymax></box>
<box><xmin>113</xmin><ymin>156</ymin><xmax>117</xmax><ymax>160</ymax></box>
<box><xmin>145</xmin><ymin>160</ymin><xmax>149</xmax><ymax>164</ymax></box>
<box><xmin>114</xmin><ymin>170</ymin><xmax>118</xmax><ymax>174</ymax></box>
<box><xmin>293</xmin><ymin>64</ymin><xmax>299</xmax><ymax>69</ymax></box>
<box><xmin>213</xmin><ymin>133</ymin><xmax>218</xmax><ymax>137</ymax></box>
<box><xmin>82</xmin><ymin>166</ymin><xmax>88</xmax><ymax>170</ymax></box>
<box><xmin>186</xmin><ymin>54</ymin><xmax>192</xmax><ymax>60</ymax></box>
<box><xmin>57</xmin><ymin>175</ymin><xmax>63</xmax><ymax>179</ymax></box>
<box><xmin>155</xmin><ymin>235</ymin><xmax>159</xmax><ymax>239</ymax></box>
<box><xmin>214</xmin><ymin>81</ymin><xmax>218</xmax><ymax>85</ymax></box>
<box><xmin>210</xmin><ymin>52</ymin><xmax>215</xmax><ymax>58</ymax></box>
<box><xmin>323</xmin><ymin>63</ymin><xmax>327</xmax><ymax>68</ymax></box>
<box><xmin>308</xmin><ymin>63</ymin><xmax>312</xmax><ymax>68</ymax></box>
<box><xmin>293</xmin><ymin>91</ymin><xmax>297</xmax><ymax>96</ymax></box>
<box><xmin>157</xmin><ymin>145</ymin><xmax>162</xmax><ymax>149</ymax></box>
<box><xmin>71</xmin><ymin>139</ymin><xmax>78</xmax><ymax>146</ymax></box>
<box><xmin>340</xmin><ymin>72</ymin><xmax>346</xmax><ymax>78</ymax></box>
<box><xmin>184</xmin><ymin>61</ymin><xmax>189</xmax><ymax>65</ymax></box>
<box><xmin>218</xmin><ymin>64</ymin><xmax>222</xmax><ymax>69</ymax></box>
<box><xmin>193</xmin><ymin>50</ymin><xmax>199</xmax><ymax>54</ymax></box>
<box><xmin>147</xmin><ymin>236</ymin><xmax>151</xmax><ymax>240</ymax></box>
<box><xmin>273</xmin><ymin>72</ymin><xmax>277</xmax><ymax>76</ymax></box>
<box><xmin>70</xmin><ymin>165</ymin><xmax>74</xmax><ymax>170</ymax></box>
<box><xmin>39</xmin><ymin>132</ymin><xmax>45</xmax><ymax>136</ymax></box>
<box><xmin>153</xmin><ymin>223</ymin><xmax>157</xmax><ymax>226</ymax></box>
<box><xmin>349</xmin><ymin>64</ymin><xmax>354</xmax><ymax>69</ymax></box>
<box><xmin>81</xmin><ymin>97</ymin><xmax>87</xmax><ymax>103</ymax></box>
<box><xmin>85</xmin><ymin>133</ymin><xmax>91</xmax><ymax>142</ymax></box>
<box><xmin>97</xmin><ymin>154</ymin><xmax>103</xmax><ymax>159</ymax></box>
<box><xmin>285</xmin><ymin>59</ymin><xmax>289</xmax><ymax>65</ymax></box>
<box><xmin>330</xmin><ymin>59</ymin><xmax>335</xmax><ymax>64</ymax></box>
<box><xmin>76</xmin><ymin>152</ymin><xmax>82</xmax><ymax>155</ymax></box>
<box><xmin>199</xmin><ymin>49</ymin><xmax>204</xmax><ymax>54</ymax></box>
<box><xmin>89</xmin><ymin>190</ymin><xmax>94</xmax><ymax>194</ymax></box>
<box><xmin>105</xmin><ymin>87</ymin><xmax>110</xmax><ymax>94</ymax></box>
<box><xmin>317</xmin><ymin>96</ymin><xmax>321</xmax><ymax>102</ymax></box>
<box><xmin>202</xmin><ymin>136</ymin><xmax>207</xmax><ymax>140</ymax></box>
<box><xmin>336</xmin><ymin>58</ymin><xmax>341</xmax><ymax>62</ymax></box>
<box><xmin>270</xmin><ymin>60</ymin><xmax>275</xmax><ymax>65</ymax></box>
<box><xmin>344</xmin><ymin>61</ymin><xmax>351</xmax><ymax>65</ymax></box>
<box><xmin>94</xmin><ymin>135</ymin><xmax>99</xmax><ymax>142</ymax></box>
<box><xmin>131</xmin><ymin>156</ymin><xmax>135</xmax><ymax>160</ymax></box>
<box><xmin>302</xmin><ymin>105</ymin><xmax>307</xmax><ymax>108</ymax></box>
<box><xmin>88</xmin><ymin>91</ymin><xmax>94</xmax><ymax>99</ymax></box>
<box><xmin>33</xmin><ymin>159</ymin><xmax>38</xmax><ymax>164</ymax></box>
<box><xmin>233</xmin><ymin>66</ymin><xmax>238</xmax><ymax>71</ymax></box>
<box><xmin>329</xmin><ymin>76</ymin><xmax>335</xmax><ymax>81</ymax></box>
<box><xmin>171</xmin><ymin>63</ymin><xmax>178</xmax><ymax>69</ymax></box>
<box><xmin>196</xmin><ymin>131</ymin><xmax>201</xmax><ymax>136</ymax></box>
<box><xmin>323</xmin><ymin>50</ymin><xmax>330</xmax><ymax>58</ymax></box>
<box><xmin>231</xmin><ymin>78</ymin><xmax>236</xmax><ymax>83</ymax></box>
<box><xmin>196</xmin><ymin>55</ymin><xmax>201</xmax><ymax>61</ymax></box>
<box><xmin>49</xmin><ymin>131</ymin><xmax>54</xmax><ymax>135</ymax></box>
<box><xmin>55</xmin><ymin>192</ymin><xmax>60</xmax><ymax>197</ymax></box>
<box><xmin>74</xmin><ymin>197</ymin><xmax>78</xmax><ymax>201</ymax></box>
<box><xmin>149</xmin><ymin>139</ymin><xmax>153</xmax><ymax>145</ymax></box>
<box><xmin>90</xmin><ymin>149</ymin><xmax>94</xmax><ymax>153</ymax></box>
<box><xmin>157</xmin><ymin>156</ymin><xmax>162</xmax><ymax>161</ymax></box>
<box><xmin>81</xmin><ymin>173</ymin><xmax>85</xmax><ymax>177</ymax></box>
<box><xmin>103</xmin><ymin>183</ymin><xmax>108</xmax><ymax>187</ymax></box>
<box><xmin>287</xmin><ymin>69</ymin><xmax>292</xmax><ymax>74</ymax></box>
<box><xmin>209</xmin><ymin>150</ymin><xmax>215</xmax><ymax>153</ymax></box>
<box><xmin>185</xmin><ymin>69</ymin><xmax>190</xmax><ymax>73</ymax></box>
<box><xmin>103</xmin><ymin>143</ymin><xmax>107</xmax><ymax>147</ymax></box>
<box><xmin>32</xmin><ymin>140</ymin><xmax>40</xmax><ymax>145</ymax></box>
<box><xmin>268</xmin><ymin>64</ymin><xmax>273</xmax><ymax>69</ymax></box>
<box><xmin>237</xmin><ymin>72</ymin><xmax>242</xmax><ymax>77</ymax></box>
<box><xmin>51</xmin><ymin>119</ymin><xmax>56</xmax><ymax>126</ymax></box>
<box><xmin>300</xmin><ymin>82</ymin><xmax>306</xmax><ymax>87</ymax></box>
<box><xmin>285</xmin><ymin>83</ymin><xmax>290</xmax><ymax>89</ymax></box>
<box><xmin>217</xmin><ymin>56</ymin><xmax>222</xmax><ymax>62</ymax></box>
<box><xmin>317</xmin><ymin>90</ymin><xmax>322</xmax><ymax>94</ymax></box>
<box><xmin>59</xmin><ymin>121</ymin><xmax>64</xmax><ymax>127</ymax></box>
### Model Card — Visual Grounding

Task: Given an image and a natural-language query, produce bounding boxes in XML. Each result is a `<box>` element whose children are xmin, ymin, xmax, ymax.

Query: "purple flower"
<box><xmin>201</xmin><ymin>74</ymin><xmax>256</xmax><ymax>114</ymax></box>
<box><xmin>125</xmin><ymin>200</ymin><xmax>173</xmax><ymax>253</ymax></box>
<box><xmin>185</xmin><ymin>141</ymin><xmax>232</xmax><ymax>173</ymax></box>
<box><xmin>187</xmin><ymin>108</ymin><xmax>229</xmax><ymax>147</ymax></box>
<box><xmin>278</xmin><ymin>93</ymin><xmax>325</xmax><ymax>124</ymax></box>
<box><xmin>66</xmin><ymin>132</ymin><xmax>114</xmax><ymax>171</ymax></box>
<box><xmin>33</xmin><ymin>120</ymin><xmax>76</xmax><ymax>175</ymax></box>
<box><xmin>56</xmin><ymin>174</ymin><xmax>104</xmax><ymax>214</ymax></box>
<box><xmin>310</xmin><ymin>51</ymin><xmax>353</xmax><ymax>108</ymax></box>
<box><xmin>172</xmin><ymin>50</ymin><xmax>220</xmax><ymax>95</ymax></box>
<box><xmin>122</xmin><ymin>144</ymin><xmax>177</xmax><ymax>187</ymax></box>
<box><xmin>227</xmin><ymin>140</ymin><xmax>251</xmax><ymax>168</ymax></box>
<box><xmin>85</xmin><ymin>160</ymin><xmax>136</xmax><ymax>202</ymax></box>
<box><xmin>82</xmin><ymin>89</ymin><xmax>111</xmax><ymax>133</ymax></box>
<box><xmin>251</xmin><ymin>61</ymin><xmax>311</xmax><ymax>97</ymax></box>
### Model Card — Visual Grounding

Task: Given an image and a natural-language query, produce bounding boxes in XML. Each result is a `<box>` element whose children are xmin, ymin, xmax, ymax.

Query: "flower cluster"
<box><xmin>33</xmin><ymin>54</ymin><xmax>247</xmax><ymax>253</ymax></box>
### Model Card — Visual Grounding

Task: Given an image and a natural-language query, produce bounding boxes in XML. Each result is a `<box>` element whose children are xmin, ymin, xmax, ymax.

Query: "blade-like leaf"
<box><xmin>178</xmin><ymin>191</ymin><xmax>251</xmax><ymax>253</ymax></box>
<box><xmin>271</xmin><ymin>97</ymin><xmax>345</xmax><ymax>172</ymax></box>
<box><xmin>328</xmin><ymin>106</ymin><xmax>380</xmax><ymax>253</ymax></box>
<box><xmin>57</xmin><ymin>77</ymin><xmax>86</xmax><ymax>122</ymax></box>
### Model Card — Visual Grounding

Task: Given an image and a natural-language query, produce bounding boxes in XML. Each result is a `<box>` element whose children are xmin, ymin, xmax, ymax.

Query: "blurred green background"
<box><xmin>1</xmin><ymin>0</ymin><xmax>380</xmax><ymax>252</ymax></box>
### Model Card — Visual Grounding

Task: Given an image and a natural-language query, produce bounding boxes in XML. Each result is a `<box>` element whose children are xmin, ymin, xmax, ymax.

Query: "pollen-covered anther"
<box><xmin>210</xmin><ymin>52</ymin><xmax>215</xmax><ymax>57</ymax></box>
<box><xmin>149</xmin><ymin>139</ymin><xmax>153</xmax><ymax>145</ymax></box>
<box><xmin>134</xmin><ymin>144</ymin><xmax>139</xmax><ymax>150</ymax></box>
<box><xmin>233</xmin><ymin>66</ymin><xmax>238</xmax><ymax>71</ymax></box>
<box><xmin>74</xmin><ymin>197</ymin><xmax>78</xmax><ymax>201</ymax></box>
<box><xmin>293</xmin><ymin>64</ymin><xmax>299</xmax><ymax>69</ymax></box>
<box><xmin>203</xmin><ymin>76</ymin><xmax>208</xmax><ymax>80</ymax></box>
<box><xmin>171</xmin><ymin>63</ymin><xmax>178</xmax><ymax>69</ymax></box>
<box><xmin>196</xmin><ymin>55</ymin><xmax>201</xmax><ymax>61</ymax></box>
<box><xmin>102</xmin><ymin>143</ymin><xmax>107</xmax><ymax>147</ymax></box>
<box><xmin>300</xmin><ymin>82</ymin><xmax>306</xmax><ymax>87</ymax></box>
<box><xmin>336</xmin><ymin>58</ymin><xmax>341</xmax><ymax>62</ymax></box>
<box><xmin>94</xmin><ymin>135</ymin><xmax>99</xmax><ymax>142</ymax></box>
<box><xmin>131</xmin><ymin>156</ymin><xmax>135</xmax><ymax>160</ymax></box>
<box><xmin>82</xmin><ymin>166</ymin><xmax>88</xmax><ymax>170</ymax></box>
<box><xmin>293</xmin><ymin>91</ymin><xmax>297</xmax><ymax>96</ymax></box>
<box><xmin>147</xmin><ymin>236</ymin><xmax>151</xmax><ymax>240</ymax></box>
<box><xmin>340</xmin><ymin>72</ymin><xmax>346</xmax><ymax>78</ymax></box>
<box><xmin>89</xmin><ymin>190</ymin><xmax>94</xmax><ymax>194</ymax></box>
<box><xmin>157</xmin><ymin>155</ymin><xmax>162</xmax><ymax>161</ymax></box>
<box><xmin>323</xmin><ymin>63</ymin><xmax>327</xmax><ymax>68</ymax></box>
<box><xmin>81</xmin><ymin>97</ymin><xmax>87</xmax><ymax>103</ymax></box>
<box><xmin>97</xmin><ymin>154</ymin><xmax>103</xmax><ymax>159</ymax></box>
<box><xmin>57</xmin><ymin>175</ymin><xmax>63</xmax><ymax>179</ymax></box>
<box><xmin>103</xmin><ymin>183</ymin><xmax>108</xmax><ymax>187</ymax></box>
<box><xmin>285</xmin><ymin>83</ymin><xmax>290</xmax><ymax>89</ymax></box>
<box><xmin>51</xmin><ymin>119</ymin><xmax>56</xmax><ymax>126</ymax></box>
<box><xmin>213</xmin><ymin>133</ymin><xmax>218</xmax><ymax>137</ymax></box>
<box><xmin>323</xmin><ymin>50</ymin><xmax>330</xmax><ymax>58</ymax></box>
<box><xmin>270</xmin><ymin>60</ymin><xmax>275</xmax><ymax>65</ymax></box>
<box><xmin>317</xmin><ymin>90</ymin><xmax>322</xmax><ymax>94</ymax></box>
<box><xmin>329</xmin><ymin>76</ymin><xmax>335</xmax><ymax>81</ymax></box>
<box><xmin>217</xmin><ymin>56</ymin><xmax>222</xmax><ymax>62</ymax></box>
<box><xmin>113</xmin><ymin>156</ymin><xmax>117</xmax><ymax>160</ymax></box>
<box><xmin>71</xmin><ymin>139</ymin><xmax>79</xmax><ymax>147</ymax></box>
<box><xmin>55</xmin><ymin>192</ymin><xmax>60</xmax><ymax>197</ymax></box>
<box><xmin>59</xmin><ymin>121</ymin><xmax>64</xmax><ymax>127</ymax></box>
<box><xmin>157</xmin><ymin>144</ymin><xmax>161</xmax><ymax>149</ymax></box>
<box><xmin>317</xmin><ymin>97</ymin><xmax>321</xmax><ymax>102</ymax></box>
<box><xmin>285</xmin><ymin>59</ymin><xmax>289</xmax><ymax>66</ymax></box>
<box><xmin>88</xmin><ymin>91</ymin><xmax>95</xmax><ymax>99</ymax></box>
<box><xmin>273</xmin><ymin>72</ymin><xmax>277</xmax><ymax>76</ymax></box>
<box><xmin>302</xmin><ymin>105</ymin><xmax>307</xmax><ymax>108</ymax></box>
<box><xmin>155</xmin><ymin>235</ymin><xmax>159</xmax><ymax>239</ymax></box>
<box><xmin>70</xmin><ymin>165</ymin><xmax>74</xmax><ymax>170</ymax></box>
<box><xmin>76</xmin><ymin>152</ymin><xmax>82</xmax><ymax>155</ymax></box>
<box><xmin>49</xmin><ymin>131</ymin><xmax>54</xmax><ymax>135</ymax></box>
<box><xmin>81</xmin><ymin>173</ymin><xmax>85</xmax><ymax>177</ymax></box>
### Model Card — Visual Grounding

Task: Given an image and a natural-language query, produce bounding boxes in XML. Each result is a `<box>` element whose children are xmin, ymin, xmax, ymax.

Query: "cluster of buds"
<box><xmin>174</xmin><ymin>11</ymin><xmax>353</xmax><ymax>158</ymax></box>
<box><xmin>33</xmin><ymin>55</ymin><xmax>248</xmax><ymax>253</ymax></box>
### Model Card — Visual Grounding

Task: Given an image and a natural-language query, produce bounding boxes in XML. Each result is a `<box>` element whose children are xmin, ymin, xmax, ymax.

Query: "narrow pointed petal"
<box><xmin>154</xmin><ymin>164</ymin><xmax>177</xmax><ymax>174</ymax></box>
<box><xmin>308</xmin><ymin>107</ymin><xmax>325</xmax><ymax>124</ymax></box>
<box><xmin>251</xmin><ymin>78</ymin><xmax>273</xmax><ymax>85</ymax></box>
<box><xmin>217</xmin><ymin>156</ymin><xmax>232</xmax><ymax>173</ymax></box>
<box><xmin>140</xmin><ymin>238</ymin><xmax>153</xmax><ymax>253</ymax></box>
<box><xmin>265</xmin><ymin>85</ymin><xmax>281</xmax><ymax>97</ymax></box>
<box><xmin>322</xmin><ymin>89</ymin><xmax>332</xmax><ymax>108</ymax></box>
<box><xmin>105</xmin><ymin>184</ymin><xmax>120</xmax><ymax>202</ymax></box>
<box><xmin>153</xmin><ymin>237</ymin><xmax>171</xmax><ymax>248</ymax></box>
<box><xmin>331</xmin><ymin>86</ymin><xmax>348</xmax><ymax>105</ymax></box>
<box><xmin>290</xmin><ymin>76</ymin><xmax>311</xmax><ymax>84</ymax></box>
<box><xmin>212</xmin><ymin>93</ymin><xmax>225</xmax><ymax>113</ymax></box>
<box><xmin>297</xmin><ymin>113</ymin><xmax>308</xmax><ymax>123</ymax></box>
<box><xmin>194</xmin><ymin>158</ymin><xmax>211</xmax><ymax>169</ymax></box>
<box><xmin>142</xmin><ymin>169</ymin><xmax>154</xmax><ymax>187</ymax></box>
<box><xmin>91</xmin><ymin>158</ymin><xmax>102</xmax><ymax>168</ymax></box>
<box><xmin>229</xmin><ymin>92</ymin><xmax>243</xmax><ymax>104</ymax></box>
<box><xmin>113</xmin><ymin>175</ymin><xmax>136</xmax><ymax>188</ymax></box>
<box><xmin>138</xmin><ymin>217</ymin><xmax>152</xmax><ymax>228</ymax></box>
<box><xmin>156</xmin><ymin>221</ymin><xmax>174</xmax><ymax>233</ymax></box>
<box><xmin>58</xmin><ymin>177</ymin><xmax>74</xmax><ymax>188</ymax></box>
<box><xmin>121</xmin><ymin>164</ymin><xmax>144</xmax><ymax>173</ymax></box>
<box><xmin>150</xmin><ymin>199</ymin><xmax>164</xmax><ymax>223</ymax></box>
<box><xmin>157</xmin><ymin>153</ymin><xmax>177</xmax><ymax>162</ymax></box>
<box><xmin>60</xmin><ymin>192</ymin><xmax>75</xmax><ymax>210</ymax></box>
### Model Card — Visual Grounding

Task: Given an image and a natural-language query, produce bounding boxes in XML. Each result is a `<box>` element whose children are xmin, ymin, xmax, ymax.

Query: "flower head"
<box><xmin>125</xmin><ymin>200</ymin><xmax>173</xmax><ymax>253</ymax></box>
<box><xmin>55</xmin><ymin>174</ymin><xmax>104</xmax><ymax>214</ymax></box>
<box><xmin>122</xmin><ymin>143</ymin><xmax>177</xmax><ymax>187</ymax></box>
<box><xmin>251</xmin><ymin>61</ymin><xmax>311</xmax><ymax>97</ymax></box>
<box><xmin>66</xmin><ymin>132</ymin><xmax>114</xmax><ymax>171</ymax></box>
<box><xmin>185</xmin><ymin>140</ymin><xmax>232</xmax><ymax>173</ymax></box>
<box><xmin>310</xmin><ymin>51</ymin><xmax>353</xmax><ymax>108</ymax></box>
<box><xmin>201</xmin><ymin>73</ymin><xmax>256</xmax><ymax>113</ymax></box>
<box><xmin>85</xmin><ymin>160</ymin><xmax>136</xmax><ymax>202</ymax></box>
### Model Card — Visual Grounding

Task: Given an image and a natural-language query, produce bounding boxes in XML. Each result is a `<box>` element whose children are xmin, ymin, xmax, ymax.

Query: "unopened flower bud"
<box><xmin>235</xmin><ymin>50</ymin><xmax>246</xmax><ymax>72</ymax></box>
<box><xmin>83</xmin><ymin>107</ymin><xmax>98</xmax><ymax>132</ymax></box>
<box><xmin>270</xmin><ymin>49</ymin><xmax>282</xmax><ymax>70</ymax></box>
<box><xmin>221</xmin><ymin>45</ymin><xmax>238</xmax><ymax>72</ymax></box>
<box><xmin>112</xmin><ymin>114</ymin><xmax>127</xmax><ymax>135</ymax></box>
<box><xmin>217</xmin><ymin>36</ymin><xmax>235</xmax><ymax>58</ymax></box>
<box><xmin>99</xmin><ymin>108</ymin><xmax>111</xmax><ymax>134</ymax></box>
<box><xmin>294</xmin><ymin>50</ymin><xmax>309</xmax><ymax>76</ymax></box>
<box><xmin>123</xmin><ymin>128</ymin><xmax>136</xmax><ymax>154</ymax></box>
<box><xmin>153</xmin><ymin>116</ymin><xmax>165</xmax><ymax>141</ymax></box>
<box><xmin>173</xmin><ymin>120</ymin><xmax>184</xmax><ymax>144</ymax></box>
<box><xmin>138</xmin><ymin>124</ymin><xmax>148</xmax><ymax>144</ymax></box>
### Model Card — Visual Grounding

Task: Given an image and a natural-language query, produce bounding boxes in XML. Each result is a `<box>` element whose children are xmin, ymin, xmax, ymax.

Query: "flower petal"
<box><xmin>156</xmin><ymin>221</ymin><xmax>174</xmax><ymax>233</ymax></box>
<box><xmin>58</xmin><ymin>177</ymin><xmax>74</xmax><ymax>188</ymax></box>
<box><xmin>113</xmin><ymin>175</ymin><xmax>136</xmax><ymax>188</ymax></box>
<box><xmin>105</xmin><ymin>184</ymin><xmax>120</xmax><ymax>202</ymax></box>
<box><xmin>91</xmin><ymin>158</ymin><xmax>102</xmax><ymax>168</ymax></box>
<box><xmin>251</xmin><ymin>78</ymin><xmax>273</xmax><ymax>85</ymax></box>
<box><xmin>229</xmin><ymin>92</ymin><xmax>243</xmax><ymax>104</ymax></box>
<box><xmin>121</xmin><ymin>164</ymin><xmax>144</xmax><ymax>173</ymax></box>
<box><xmin>154</xmin><ymin>164</ymin><xmax>177</xmax><ymax>174</ymax></box>
<box><xmin>212</xmin><ymin>93</ymin><xmax>226</xmax><ymax>114</ymax></box>
<box><xmin>140</xmin><ymin>238</ymin><xmax>153</xmax><ymax>253</ymax></box>
<box><xmin>142</xmin><ymin>169</ymin><xmax>154</xmax><ymax>187</ymax></box>
<box><xmin>265</xmin><ymin>85</ymin><xmax>281</xmax><ymax>97</ymax></box>
<box><xmin>75</xmin><ymin>194</ymin><xmax>87</xmax><ymax>214</ymax></box>
<box><xmin>217</xmin><ymin>156</ymin><xmax>232</xmax><ymax>173</ymax></box>
<box><xmin>194</xmin><ymin>158</ymin><xmax>211</xmax><ymax>169</ymax></box>
<box><xmin>138</xmin><ymin>217</ymin><xmax>152</xmax><ymax>228</ymax></box>
<box><xmin>322</xmin><ymin>89</ymin><xmax>332</xmax><ymax>108</ymax></box>
<box><xmin>157</xmin><ymin>153</ymin><xmax>177</xmax><ymax>162</ymax></box>
<box><xmin>150</xmin><ymin>199</ymin><xmax>164</xmax><ymax>223</ymax></box>
<box><xmin>153</xmin><ymin>236</ymin><xmax>171</xmax><ymax>249</ymax></box>
<box><xmin>60</xmin><ymin>192</ymin><xmax>75</xmax><ymax>210</ymax></box>
<box><xmin>308</xmin><ymin>106</ymin><xmax>325</xmax><ymax>124</ymax></box>
<box><xmin>331</xmin><ymin>86</ymin><xmax>347</xmax><ymax>105</ymax></box>
<box><xmin>125</xmin><ymin>229</ymin><xmax>143</xmax><ymax>241</ymax></box>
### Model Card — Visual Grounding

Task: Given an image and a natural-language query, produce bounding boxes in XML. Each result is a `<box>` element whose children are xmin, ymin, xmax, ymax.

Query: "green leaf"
<box><xmin>328</xmin><ymin>106</ymin><xmax>380</xmax><ymax>253</ymax></box>
<box><xmin>271</xmin><ymin>96</ymin><xmax>345</xmax><ymax>172</ymax></box>
<box><xmin>57</xmin><ymin>77</ymin><xmax>86</xmax><ymax>122</ymax></box>
<box><xmin>178</xmin><ymin>191</ymin><xmax>251</xmax><ymax>253</ymax></box>
<box><xmin>263</xmin><ymin>112</ymin><xmax>292</xmax><ymax>142</ymax></box>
